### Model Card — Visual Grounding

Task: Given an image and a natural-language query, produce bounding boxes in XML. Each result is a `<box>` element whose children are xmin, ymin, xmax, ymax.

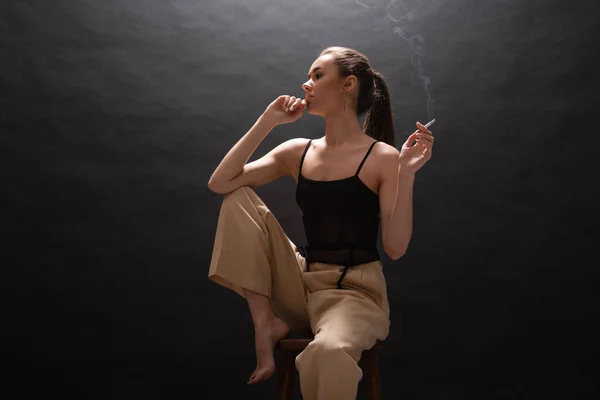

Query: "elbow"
<box><xmin>207</xmin><ymin>180</ymin><xmax>225</xmax><ymax>194</ymax></box>
<box><xmin>384</xmin><ymin>234</ymin><xmax>412</xmax><ymax>261</ymax></box>
<box><xmin>387</xmin><ymin>242</ymin><xmax>409</xmax><ymax>260</ymax></box>
<box><xmin>389</xmin><ymin>250</ymin><xmax>406</xmax><ymax>261</ymax></box>
<box><xmin>208</xmin><ymin>181</ymin><xmax>236</xmax><ymax>195</ymax></box>
<box><xmin>387</xmin><ymin>247</ymin><xmax>406</xmax><ymax>261</ymax></box>
<box><xmin>207</xmin><ymin>174</ymin><xmax>227</xmax><ymax>194</ymax></box>
<box><xmin>207</xmin><ymin>180</ymin><xmax>218</xmax><ymax>193</ymax></box>
<box><xmin>207</xmin><ymin>176</ymin><xmax>216</xmax><ymax>190</ymax></box>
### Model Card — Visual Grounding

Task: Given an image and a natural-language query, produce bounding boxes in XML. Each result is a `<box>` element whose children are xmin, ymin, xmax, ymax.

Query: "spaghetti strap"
<box><xmin>355</xmin><ymin>140</ymin><xmax>378</xmax><ymax>176</ymax></box>
<box><xmin>299</xmin><ymin>139</ymin><xmax>312</xmax><ymax>178</ymax></box>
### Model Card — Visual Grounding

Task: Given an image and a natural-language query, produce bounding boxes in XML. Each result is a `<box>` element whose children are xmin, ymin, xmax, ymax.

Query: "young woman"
<box><xmin>207</xmin><ymin>46</ymin><xmax>434</xmax><ymax>399</ymax></box>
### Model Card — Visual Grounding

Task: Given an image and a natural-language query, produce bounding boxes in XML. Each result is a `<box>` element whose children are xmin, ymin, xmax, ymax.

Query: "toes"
<box><xmin>247</xmin><ymin>369</ymin><xmax>268</xmax><ymax>385</ymax></box>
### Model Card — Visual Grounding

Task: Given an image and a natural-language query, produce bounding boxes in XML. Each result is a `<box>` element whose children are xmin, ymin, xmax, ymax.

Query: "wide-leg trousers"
<box><xmin>208</xmin><ymin>186</ymin><xmax>391</xmax><ymax>400</ymax></box>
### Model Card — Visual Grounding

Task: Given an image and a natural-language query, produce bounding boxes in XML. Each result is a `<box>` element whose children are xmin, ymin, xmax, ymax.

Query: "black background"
<box><xmin>2</xmin><ymin>0</ymin><xmax>599</xmax><ymax>398</ymax></box>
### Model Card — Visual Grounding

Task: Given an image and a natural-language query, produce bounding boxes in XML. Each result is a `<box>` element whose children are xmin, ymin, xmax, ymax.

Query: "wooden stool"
<box><xmin>275</xmin><ymin>338</ymin><xmax>383</xmax><ymax>400</ymax></box>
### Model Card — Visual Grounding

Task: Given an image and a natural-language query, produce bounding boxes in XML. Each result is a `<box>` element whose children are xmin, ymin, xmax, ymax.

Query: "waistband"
<box><xmin>295</xmin><ymin>245</ymin><xmax>380</xmax><ymax>289</ymax></box>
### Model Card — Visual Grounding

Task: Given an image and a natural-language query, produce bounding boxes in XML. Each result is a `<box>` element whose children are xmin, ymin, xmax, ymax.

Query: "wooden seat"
<box><xmin>275</xmin><ymin>338</ymin><xmax>383</xmax><ymax>400</ymax></box>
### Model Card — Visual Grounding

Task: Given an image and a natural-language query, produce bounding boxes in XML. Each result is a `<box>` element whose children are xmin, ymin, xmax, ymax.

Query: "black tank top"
<box><xmin>295</xmin><ymin>139</ymin><xmax>381</xmax><ymax>287</ymax></box>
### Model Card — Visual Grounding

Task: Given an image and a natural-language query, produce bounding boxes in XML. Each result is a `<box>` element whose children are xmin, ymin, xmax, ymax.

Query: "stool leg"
<box><xmin>362</xmin><ymin>349</ymin><xmax>382</xmax><ymax>400</ymax></box>
<box><xmin>276</xmin><ymin>350</ymin><xmax>296</xmax><ymax>400</ymax></box>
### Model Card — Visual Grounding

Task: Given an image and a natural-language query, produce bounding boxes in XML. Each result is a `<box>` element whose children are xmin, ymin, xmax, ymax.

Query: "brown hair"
<box><xmin>319</xmin><ymin>46</ymin><xmax>396</xmax><ymax>147</ymax></box>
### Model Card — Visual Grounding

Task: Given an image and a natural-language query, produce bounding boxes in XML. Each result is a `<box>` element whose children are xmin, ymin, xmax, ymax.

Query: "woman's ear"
<box><xmin>343</xmin><ymin>75</ymin><xmax>358</xmax><ymax>93</ymax></box>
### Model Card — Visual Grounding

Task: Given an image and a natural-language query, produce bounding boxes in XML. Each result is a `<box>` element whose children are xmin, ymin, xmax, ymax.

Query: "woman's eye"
<box><xmin>315</xmin><ymin>74</ymin><xmax>322</xmax><ymax>79</ymax></box>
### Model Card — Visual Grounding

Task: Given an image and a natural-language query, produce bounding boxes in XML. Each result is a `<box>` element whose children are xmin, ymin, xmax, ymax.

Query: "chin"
<box><xmin>306</xmin><ymin>104</ymin><xmax>320</xmax><ymax>116</ymax></box>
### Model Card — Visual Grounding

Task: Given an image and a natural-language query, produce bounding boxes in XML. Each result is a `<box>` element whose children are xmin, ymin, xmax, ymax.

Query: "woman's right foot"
<box><xmin>247</xmin><ymin>315</ymin><xmax>290</xmax><ymax>385</ymax></box>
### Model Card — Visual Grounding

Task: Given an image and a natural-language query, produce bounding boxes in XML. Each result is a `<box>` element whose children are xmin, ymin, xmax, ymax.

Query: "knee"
<box><xmin>301</xmin><ymin>339</ymin><xmax>355</xmax><ymax>363</ymax></box>
<box><xmin>296</xmin><ymin>339</ymin><xmax>362</xmax><ymax>379</ymax></box>
<box><xmin>222</xmin><ymin>185</ymin><xmax>253</xmax><ymax>204</ymax></box>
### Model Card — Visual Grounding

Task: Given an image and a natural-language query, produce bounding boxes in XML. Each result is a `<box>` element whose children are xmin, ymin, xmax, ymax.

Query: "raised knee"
<box><xmin>222</xmin><ymin>185</ymin><xmax>253</xmax><ymax>203</ymax></box>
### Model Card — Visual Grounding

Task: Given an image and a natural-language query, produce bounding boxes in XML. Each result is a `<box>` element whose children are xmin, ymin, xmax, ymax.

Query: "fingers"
<box><xmin>416</xmin><ymin>121</ymin><xmax>432</xmax><ymax>135</ymax></box>
<box><xmin>283</xmin><ymin>96</ymin><xmax>293</xmax><ymax>111</ymax></box>
<box><xmin>412</xmin><ymin>121</ymin><xmax>434</xmax><ymax>147</ymax></box>
<box><xmin>414</xmin><ymin>132</ymin><xmax>434</xmax><ymax>143</ymax></box>
<box><xmin>283</xmin><ymin>95</ymin><xmax>292</xmax><ymax>110</ymax></box>
<box><xmin>405</xmin><ymin>131</ymin><xmax>418</xmax><ymax>144</ymax></box>
<box><xmin>288</xmin><ymin>98</ymin><xmax>303</xmax><ymax>112</ymax></box>
<box><xmin>287</xmin><ymin>97</ymin><xmax>305</xmax><ymax>112</ymax></box>
<box><xmin>283</xmin><ymin>96</ymin><xmax>306</xmax><ymax>112</ymax></box>
<box><xmin>405</xmin><ymin>131</ymin><xmax>434</xmax><ymax>147</ymax></box>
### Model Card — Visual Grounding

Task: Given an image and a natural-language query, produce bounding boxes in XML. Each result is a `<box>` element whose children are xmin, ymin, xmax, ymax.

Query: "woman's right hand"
<box><xmin>263</xmin><ymin>95</ymin><xmax>307</xmax><ymax>126</ymax></box>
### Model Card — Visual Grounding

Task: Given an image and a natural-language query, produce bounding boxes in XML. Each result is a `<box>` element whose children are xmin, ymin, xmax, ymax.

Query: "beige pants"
<box><xmin>208</xmin><ymin>186</ymin><xmax>391</xmax><ymax>400</ymax></box>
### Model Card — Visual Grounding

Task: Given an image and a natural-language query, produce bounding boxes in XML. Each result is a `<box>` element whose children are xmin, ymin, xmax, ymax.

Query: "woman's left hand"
<box><xmin>399</xmin><ymin>121</ymin><xmax>434</xmax><ymax>174</ymax></box>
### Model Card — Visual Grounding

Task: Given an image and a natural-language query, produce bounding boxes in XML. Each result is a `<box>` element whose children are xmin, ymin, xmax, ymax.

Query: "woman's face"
<box><xmin>302</xmin><ymin>55</ymin><xmax>349</xmax><ymax>117</ymax></box>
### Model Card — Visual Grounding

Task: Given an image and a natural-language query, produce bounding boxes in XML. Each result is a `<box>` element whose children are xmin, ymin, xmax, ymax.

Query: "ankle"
<box><xmin>252</xmin><ymin>311</ymin><xmax>276</xmax><ymax>329</ymax></box>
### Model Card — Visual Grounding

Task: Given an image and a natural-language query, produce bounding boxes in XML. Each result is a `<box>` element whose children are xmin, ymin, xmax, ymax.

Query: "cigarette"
<box><xmin>424</xmin><ymin>118</ymin><xmax>436</xmax><ymax>128</ymax></box>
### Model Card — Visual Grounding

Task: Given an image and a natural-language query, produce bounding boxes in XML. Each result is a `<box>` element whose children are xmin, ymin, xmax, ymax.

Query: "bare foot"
<box><xmin>247</xmin><ymin>315</ymin><xmax>290</xmax><ymax>385</ymax></box>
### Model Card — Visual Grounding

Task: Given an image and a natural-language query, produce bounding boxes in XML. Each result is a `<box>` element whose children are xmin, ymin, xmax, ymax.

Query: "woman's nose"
<box><xmin>302</xmin><ymin>81</ymin><xmax>312</xmax><ymax>92</ymax></box>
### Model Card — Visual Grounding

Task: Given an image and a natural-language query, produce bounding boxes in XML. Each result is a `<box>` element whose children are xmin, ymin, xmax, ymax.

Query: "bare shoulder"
<box><xmin>280</xmin><ymin>137</ymin><xmax>312</xmax><ymax>152</ymax></box>
<box><xmin>373</xmin><ymin>141</ymin><xmax>401</xmax><ymax>195</ymax></box>
<box><xmin>370</xmin><ymin>142</ymin><xmax>400</xmax><ymax>192</ymax></box>
<box><xmin>276</xmin><ymin>137</ymin><xmax>311</xmax><ymax>160</ymax></box>
<box><xmin>373</xmin><ymin>141</ymin><xmax>400</xmax><ymax>169</ymax></box>
<box><xmin>373</xmin><ymin>141</ymin><xmax>399</xmax><ymax>156</ymax></box>
<box><xmin>276</xmin><ymin>137</ymin><xmax>312</xmax><ymax>175</ymax></box>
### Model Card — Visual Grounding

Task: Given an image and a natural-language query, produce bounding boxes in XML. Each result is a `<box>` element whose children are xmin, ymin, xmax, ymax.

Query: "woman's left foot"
<box><xmin>247</xmin><ymin>315</ymin><xmax>290</xmax><ymax>385</ymax></box>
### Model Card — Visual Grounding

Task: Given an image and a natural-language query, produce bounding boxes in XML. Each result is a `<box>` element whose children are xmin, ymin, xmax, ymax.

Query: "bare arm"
<box><xmin>207</xmin><ymin>95</ymin><xmax>307</xmax><ymax>194</ymax></box>
<box><xmin>208</xmin><ymin>114</ymin><xmax>277</xmax><ymax>186</ymax></box>
<box><xmin>208</xmin><ymin>114</ymin><xmax>300</xmax><ymax>195</ymax></box>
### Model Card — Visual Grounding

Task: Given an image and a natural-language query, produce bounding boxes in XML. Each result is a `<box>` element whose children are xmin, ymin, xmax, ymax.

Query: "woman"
<box><xmin>207</xmin><ymin>46</ymin><xmax>434</xmax><ymax>399</ymax></box>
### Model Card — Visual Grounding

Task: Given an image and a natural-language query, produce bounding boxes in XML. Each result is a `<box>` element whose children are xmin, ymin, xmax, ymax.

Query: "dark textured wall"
<box><xmin>1</xmin><ymin>0</ymin><xmax>598</xmax><ymax>398</ymax></box>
